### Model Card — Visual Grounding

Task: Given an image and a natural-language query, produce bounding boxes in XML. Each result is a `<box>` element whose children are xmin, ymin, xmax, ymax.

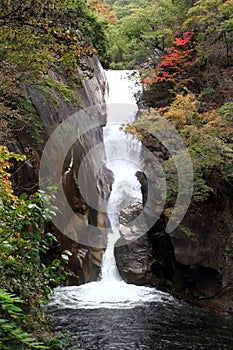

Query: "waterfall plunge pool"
<box><xmin>48</xmin><ymin>298</ymin><xmax>233</xmax><ymax>350</ymax></box>
<box><xmin>47</xmin><ymin>71</ymin><xmax>233</xmax><ymax>349</ymax></box>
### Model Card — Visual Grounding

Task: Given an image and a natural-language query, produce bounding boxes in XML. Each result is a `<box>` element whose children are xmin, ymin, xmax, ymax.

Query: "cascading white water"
<box><xmin>49</xmin><ymin>70</ymin><xmax>173</xmax><ymax>309</ymax></box>
<box><xmin>100</xmin><ymin>70</ymin><xmax>142</xmax><ymax>283</ymax></box>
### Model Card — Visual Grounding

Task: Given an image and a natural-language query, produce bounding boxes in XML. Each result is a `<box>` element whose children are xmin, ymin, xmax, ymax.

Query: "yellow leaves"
<box><xmin>143</xmin><ymin>93</ymin><xmax>228</xmax><ymax>147</ymax></box>
<box><xmin>88</xmin><ymin>0</ymin><xmax>117</xmax><ymax>25</ymax></box>
<box><xmin>202</xmin><ymin>111</ymin><xmax>225</xmax><ymax>130</ymax></box>
<box><xmin>164</xmin><ymin>207</ymin><xmax>173</xmax><ymax>218</ymax></box>
<box><xmin>123</xmin><ymin>124</ymin><xmax>145</xmax><ymax>141</ymax></box>
<box><xmin>171</xmin><ymin>95</ymin><xmax>227</xmax><ymax>136</ymax></box>
<box><xmin>160</xmin><ymin>93</ymin><xmax>199</xmax><ymax>129</ymax></box>
<box><xmin>165</xmin><ymin>108</ymin><xmax>186</xmax><ymax>127</ymax></box>
<box><xmin>15</xmin><ymin>232</ymin><xmax>21</xmax><ymax>239</ymax></box>
<box><xmin>0</xmin><ymin>146</ymin><xmax>25</xmax><ymax>204</ymax></box>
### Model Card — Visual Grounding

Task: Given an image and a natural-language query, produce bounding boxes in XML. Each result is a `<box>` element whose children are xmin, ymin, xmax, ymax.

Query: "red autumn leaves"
<box><xmin>143</xmin><ymin>31</ymin><xmax>199</xmax><ymax>86</ymax></box>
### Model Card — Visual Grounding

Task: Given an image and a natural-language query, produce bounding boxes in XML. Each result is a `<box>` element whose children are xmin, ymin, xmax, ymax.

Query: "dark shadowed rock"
<box><xmin>115</xmin><ymin>202</ymin><xmax>169</xmax><ymax>286</ymax></box>
<box><xmin>8</xmin><ymin>55</ymin><xmax>110</xmax><ymax>284</ymax></box>
<box><xmin>134</xmin><ymin>132</ymin><xmax>233</xmax><ymax>314</ymax></box>
<box><xmin>168</xmin><ymin>176</ymin><xmax>233</xmax><ymax>313</ymax></box>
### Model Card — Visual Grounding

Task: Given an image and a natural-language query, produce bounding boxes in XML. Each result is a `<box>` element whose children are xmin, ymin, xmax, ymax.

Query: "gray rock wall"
<box><xmin>9</xmin><ymin>55</ymin><xmax>111</xmax><ymax>285</ymax></box>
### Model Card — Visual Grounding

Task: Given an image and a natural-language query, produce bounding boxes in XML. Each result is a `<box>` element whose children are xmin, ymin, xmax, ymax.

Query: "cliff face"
<box><xmin>9</xmin><ymin>55</ymin><xmax>111</xmax><ymax>284</ymax></box>
<box><xmin>115</xmin><ymin>137</ymin><xmax>233</xmax><ymax>315</ymax></box>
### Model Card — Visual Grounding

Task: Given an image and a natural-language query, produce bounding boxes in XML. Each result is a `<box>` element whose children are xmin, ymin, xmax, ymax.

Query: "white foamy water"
<box><xmin>49</xmin><ymin>70</ymin><xmax>174</xmax><ymax>309</ymax></box>
<box><xmin>48</xmin><ymin>282</ymin><xmax>173</xmax><ymax>309</ymax></box>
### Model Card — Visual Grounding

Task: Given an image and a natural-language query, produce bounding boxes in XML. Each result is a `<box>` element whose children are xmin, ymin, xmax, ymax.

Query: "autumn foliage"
<box><xmin>88</xmin><ymin>0</ymin><xmax>117</xmax><ymax>24</ymax></box>
<box><xmin>143</xmin><ymin>31</ymin><xmax>199</xmax><ymax>88</ymax></box>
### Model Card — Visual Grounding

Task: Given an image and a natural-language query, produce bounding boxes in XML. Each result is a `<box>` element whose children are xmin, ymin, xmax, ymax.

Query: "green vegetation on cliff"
<box><xmin>0</xmin><ymin>0</ymin><xmax>108</xmax><ymax>150</ymax></box>
<box><xmin>109</xmin><ymin>0</ymin><xmax>233</xmax><ymax>204</ymax></box>
<box><xmin>0</xmin><ymin>1</ymin><xmax>109</xmax><ymax>347</ymax></box>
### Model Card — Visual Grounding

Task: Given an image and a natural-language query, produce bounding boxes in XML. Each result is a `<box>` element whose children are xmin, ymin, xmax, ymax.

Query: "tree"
<box><xmin>107</xmin><ymin>0</ymin><xmax>191</xmax><ymax>68</ymax></box>
<box><xmin>184</xmin><ymin>0</ymin><xmax>233</xmax><ymax>64</ymax></box>
<box><xmin>0</xmin><ymin>0</ymin><xmax>108</xmax><ymax>152</ymax></box>
<box><xmin>142</xmin><ymin>31</ymin><xmax>199</xmax><ymax>87</ymax></box>
<box><xmin>88</xmin><ymin>0</ymin><xmax>117</xmax><ymax>24</ymax></box>
<box><xmin>140</xmin><ymin>30</ymin><xmax>201</xmax><ymax>107</ymax></box>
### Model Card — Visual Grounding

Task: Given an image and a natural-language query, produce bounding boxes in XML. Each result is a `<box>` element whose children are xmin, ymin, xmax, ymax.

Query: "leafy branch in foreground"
<box><xmin>0</xmin><ymin>290</ymin><xmax>46</xmax><ymax>349</ymax></box>
<box><xmin>0</xmin><ymin>146</ymin><xmax>71</xmax><ymax>349</ymax></box>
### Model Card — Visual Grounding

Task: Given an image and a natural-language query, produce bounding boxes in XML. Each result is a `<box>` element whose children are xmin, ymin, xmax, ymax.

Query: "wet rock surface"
<box><xmin>9</xmin><ymin>55</ymin><xmax>110</xmax><ymax>284</ymax></box>
<box><xmin>115</xmin><ymin>202</ymin><xmax>160</xmax><ymax>286</ymax></box>
<box><xmin>115</xmin><ymin>134</ymin><xmax>233</xmax><ymax>314</ymax></box>
<box><xmin>168</xmin><ymin>179</ymin><xmax>233</xmax><ymax>314</ymax></box>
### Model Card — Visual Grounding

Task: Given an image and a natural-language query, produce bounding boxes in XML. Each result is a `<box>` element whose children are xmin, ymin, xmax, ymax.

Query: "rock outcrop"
<box><xmin>168</xmin><ymin>173</ymin><xmax>233</xmax><ymax>313</ymax></box>
<box><xmin>9</xmin><ymin>55</ymin><xmax>110</xmax><ymax>284</ymax></box>
<box><xmin>115</xmin><ymin>202</ymin><xmax>174</xmax><ymax>288</ymax></box>
<box><xmin>115</xmin><ymin>202</ymin><xmax>158</xmax><ymax>285</ymax></box>
<box><xmin>115</xmin><ymin>135</ymin><xmax>233</xmax><ymax>315</ymax></box>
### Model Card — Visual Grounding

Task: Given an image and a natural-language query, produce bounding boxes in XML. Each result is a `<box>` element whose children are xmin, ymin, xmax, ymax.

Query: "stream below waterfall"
<box><xmin>47</xmin><ymin>70</ymin><xmax>233</xmax><ymax>349</ymax></box>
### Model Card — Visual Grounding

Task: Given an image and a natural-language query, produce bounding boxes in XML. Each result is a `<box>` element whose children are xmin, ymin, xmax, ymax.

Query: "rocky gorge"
<box><xmin>7</xmin><ymin>54</ymin><xmax>113</xmax><ymax>285</ymax></box>
<box><xmin>2</xmin><ymin>2</ymin><xmax>233</xmax><ymax>348</ymax></box>
<box><xmin>8</xmin><ymin>58</ymin><xmax>233</xmax><ymax>315</ymax></box>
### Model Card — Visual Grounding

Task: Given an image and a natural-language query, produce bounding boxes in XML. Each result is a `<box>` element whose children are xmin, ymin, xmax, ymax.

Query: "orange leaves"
<box><xmin>143</xmin><ymin>78</ymin><xmax>154</xmax><ymax>84</ymax></box>
<box><xmin>159</xmin><ymin>50</ymin><xmax>182</xmax><ymax>68</ymax></box>
<box><xmin>142</xmin><ymin>31</ymin><xmax>198</xmax><ymax>89</ymax></box>
<box><xmin>221</xmin><ymin>70</ymin><xmax>230</xmax><ymax>75</ymax></box>
<box><xmin>160</xmin><ymin>93</ymin><xmax>226</xmax><ymax>136</ymax></box>
<box><xmin>174</xmin><ymin>31</ymin><xmax>194</xmax><ymax>46</ymax></box>
<box><xmin>174</xmin><ymin>37</ymin><xmax>189</xmax><ymax>46</ymax></box>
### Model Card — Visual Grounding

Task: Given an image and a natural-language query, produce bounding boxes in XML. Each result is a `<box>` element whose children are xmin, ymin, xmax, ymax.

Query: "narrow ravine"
<box><xmin>48</xmin><ymin>70</ymin><xmax>171</xmax><ymax>308</ymax></box>
<box><xmin>47</xmin><ymin>71</ymin><xmax>233</xmax><ymax>350</ymax></box>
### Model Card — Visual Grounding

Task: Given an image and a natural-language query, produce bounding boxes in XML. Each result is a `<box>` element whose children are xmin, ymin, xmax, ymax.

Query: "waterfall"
<box><xmin>48</xmin><ymin>70</ymin><xmax>172</xmax><ymax>309</ymax></box>
<box><xmin>100</xmin><ymin>70</ymin><xmax>142</xmax><ymax>282</ymax></box>
<box><xmin>100</xmin><ymin>226</ymin><xmax>122</xmax><ymax>282</ymax></box>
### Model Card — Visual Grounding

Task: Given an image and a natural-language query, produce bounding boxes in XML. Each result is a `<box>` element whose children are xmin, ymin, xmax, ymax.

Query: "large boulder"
<box><xmin>115</xmin><ymin>202</ymin><xmax>155</xmax><ymax>285</ymax></box>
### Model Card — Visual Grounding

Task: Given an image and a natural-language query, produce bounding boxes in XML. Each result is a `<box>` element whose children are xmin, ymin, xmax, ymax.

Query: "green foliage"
<box><xmin>184</xmin><ymin>0</ymin><xmax>233</xmax><ymax>45</ymax></box>
<box><xmin>106</xmin><ymin>0</ymin><xmax>191</xmax><ymax>68</ymax></box>
<box><xmin>0</xmin><ymin>0</ymin><xmax>108</xmax><ymax>149</ymax></box>
<box><xmin>180</xmin><ymin>225</ymin><xmax>194</xmax><ymax>238</ymax></box>
<box><xmin>66</xmin><ymin>0</ymin><xmax>110</xmax><ymax>65</ymax></box>
<box><xmin>0</xmin><ymin>290</ymin><xmax>46</xmax><ymax>349</ymax></box>
<box><xmin>182</xmin><ymin>0</ymin><xmax>233</xmax><ymax>99</ymax></box>
<box><xmin>0</xmin><ymin>146</ymin><xmax>72</xmax><ymax>348</ymax></box>
<box><xmin>131</xmin><ymin>93</ymin><xmax>233</xmax><ymax>212</ymax></box>
<box><xmin>218</xmin><ymin>102</ymin><xmax>233</xmax><ymax>125</ymax></box>
<box><xmin>36</xmin><ymin>77</ymin><xmax>81</xmax><ymax>106</ymax></box>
